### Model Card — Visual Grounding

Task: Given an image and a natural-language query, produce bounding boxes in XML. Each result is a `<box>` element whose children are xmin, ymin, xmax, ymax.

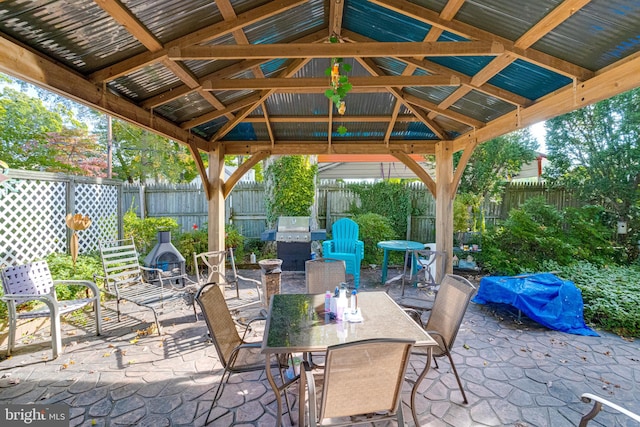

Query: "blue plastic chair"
<box><xmin>322</xmin><ymin>218</ymin><xmax>364</xmax><ymax>288</ymax></box>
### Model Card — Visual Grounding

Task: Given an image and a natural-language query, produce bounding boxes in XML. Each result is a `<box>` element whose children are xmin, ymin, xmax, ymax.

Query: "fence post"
<box><xmin>139</xmin><ymin>185</ymin><xmax>146</xmax><ymax>219</ymax></box>
<box><xmin>65</xmin><ymin>177</ymin><xmax>75</xmax><ymax>256</ymax></box>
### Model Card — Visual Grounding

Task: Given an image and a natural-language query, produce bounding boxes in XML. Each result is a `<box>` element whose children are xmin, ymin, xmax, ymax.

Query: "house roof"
<box><xmin>0</xmin><ymin>0</ymin><xmax>638</xmax><ymax>161</ymax></box>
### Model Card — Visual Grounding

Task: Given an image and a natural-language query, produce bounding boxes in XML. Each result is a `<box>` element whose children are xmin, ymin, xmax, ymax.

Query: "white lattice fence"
<box><xmin>0</xmin><ymin>170</ymin><xmax>121</xmax><ymax>268</ymax></box>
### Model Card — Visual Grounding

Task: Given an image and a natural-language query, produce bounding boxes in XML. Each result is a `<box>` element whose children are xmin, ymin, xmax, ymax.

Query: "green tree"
<box><xmin>94</xmin><ymin>118</ymin><xmax>201</xmax><ymax>183</ymax></box>
<box><xmin>545</xmin><ymin>88</ymin><xmax>640</xmax><ymax>221</ymax></box>
<box><xmin>456</xmin><ymin>129</ymin><xmax>539</xmax><ymax>200</ymax></box>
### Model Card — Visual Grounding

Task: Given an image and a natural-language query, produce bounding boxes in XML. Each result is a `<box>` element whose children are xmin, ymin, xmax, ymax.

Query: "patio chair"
<box><xmin>97</xmin><ymin>238</ymin><xmax>195</xmax><ymax>335</ymax></box>
<box><xmin>409</xmin><ymin>273</ymin><xmax>476</xmax><ymax>419</ymax></box>
<box><xmin>193</xmin><ymin>248</ymin><xmax>262</xmax><ymax>313</ymax></box>
<box><xmin>300</xmin><ymin>338</ymin><xmax>415</xmax><ymax>426</ymax></box>
<box><xmin>579</xmin><ymin>393</ymin><xmax>640</xmax><ymax>426</ymax></box>
<box><xmin>1</xmin><ymin>260</ymin><xmax>101</xmax><ymax>358</ymax></box>
<box><xmin>305</xmin><ymin>257</ymin><xmax>346</xmax><ymax>294</ymax></box>
<box><xmin>195</xmin><ymin>282</ymin><xmax>293</xmax><ymax>424</ymax></box>
<box><xmin>322</xmin><ymin>218</ymin><xmax>364</xmax><ymax>289</ymax></box>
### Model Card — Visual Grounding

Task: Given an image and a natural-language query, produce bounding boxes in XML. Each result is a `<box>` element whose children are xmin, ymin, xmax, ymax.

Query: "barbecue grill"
<box><xmin>261</xmin><ymin>216</ymin><xmax>326</xmax><ymax>271</ymax></box>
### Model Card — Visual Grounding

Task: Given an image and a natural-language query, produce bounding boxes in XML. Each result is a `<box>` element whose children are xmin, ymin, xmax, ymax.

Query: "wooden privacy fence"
<box><xmin>1</xmin><ymin>170</ymin><xmax>579</xmax><ymax>268</ymax></box>
<box><xmin>123</xmin><ymin>181</ymin><xmax>580</xmax><ymax>242</ymax></box>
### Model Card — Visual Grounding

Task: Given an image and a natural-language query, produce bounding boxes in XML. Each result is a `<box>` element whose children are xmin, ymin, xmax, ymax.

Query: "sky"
<box><xmin>530</xmin><ymin>121</ymin><xmax>547</xmax><ymax>153</ymax></box>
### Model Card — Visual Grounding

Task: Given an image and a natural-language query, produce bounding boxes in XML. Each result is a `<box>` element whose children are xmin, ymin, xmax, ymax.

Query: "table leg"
<box><xmin>411</xmin><ymin>347</ymin><xmax>433</xmax><ymax>427</ymax></box>
<box><xmin>265</xmin><ymin>353</ymin><xmax>284</xmax><ymax>427</ymax></box>
<box><xmin>381</xmin><ymin>249</ymin><xmax>390</xmax><ymax>284</ymax></box>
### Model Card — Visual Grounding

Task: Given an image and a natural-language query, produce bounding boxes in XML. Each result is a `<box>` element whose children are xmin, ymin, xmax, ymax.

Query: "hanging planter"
<box><xmin>324</xmin><ymin>35</ymin><xmax>352</xmax><ymax>136</ymax></box>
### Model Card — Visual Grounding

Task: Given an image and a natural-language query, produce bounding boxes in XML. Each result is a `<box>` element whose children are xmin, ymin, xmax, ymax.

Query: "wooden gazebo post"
<box><xmin>208</xmin><ymin>144</ymin><xmax>226</xmax><ymax>255</ymax></box>
<box><xmin>435</xmin><ymin>141</ymin><xmax>455</xmax><ymax>280</ymax></box>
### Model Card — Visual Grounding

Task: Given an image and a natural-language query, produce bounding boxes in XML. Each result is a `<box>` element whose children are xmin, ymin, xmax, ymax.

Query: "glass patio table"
<box><xmin>261</xmin><ymin>291</ymin><xmax>437</xmax><ymax>426</ymax></box>
<box><xmin>377</xmin><ymin>240</ymin><xmax>425</xmax><ymax>285</ymax></box>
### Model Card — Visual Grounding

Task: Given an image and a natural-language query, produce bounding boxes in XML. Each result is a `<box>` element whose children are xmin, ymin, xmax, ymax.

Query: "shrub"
<box><xmin>351</xmin><ymin>213</ymin><xmax>396</xmax><ymax>265</ymax></box>
<box><xmin>173</xmin><ymin>223</ymin><xmax>247</xmax><ymax>273</ymax></box>
<box><xmin>548</xmin><ymin>261</ymin><xmax>640</xmax><ymax>337</ymax></box>
<box><xmin>123</xmin><ymin>210</ymin><xmax>179</xmax><ymax>253</ymax></box>
<box><xmin>46</xmin><ymin>253</ymin><xmax>104</xmax><ymax>300</ymax></box>
<box><xmin>349</xmin><ymin>181</ymin><xmax>411</xmax><ymax>240</ymax></box>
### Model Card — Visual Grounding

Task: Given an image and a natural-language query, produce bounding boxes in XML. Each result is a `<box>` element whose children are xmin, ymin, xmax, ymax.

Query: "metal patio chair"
<box><xmin>408</xmin><ymin>273</ymin><xmax>476</xmax><ymax>425</ymax></box>
<box><xmin>305</xmin><ymin>257</ymin><xmax>346</xmax><ymax>294</ymax></box>
<box><xmin>195</xmin><ymin>282</ymin><xmax>293</xmax><ymax>425</ymax></box>
<box><xmin>1</xmin><ymin>260</ymin><xmax>101</xmax><ymax>358</ymax></box>
<box><xmin>193</xmin><ymin>248</ymin><xmax>262</xmax><ymax>313</ymax></box>
<box><xmin>300</xmin><ymin>338</ymin><xmax>415</xmax><ymax>427</ymax></box>
<box><xmin>579</xmin><ymin>393</ymin><xmax>640</xmax><ymax>426</ymax></box>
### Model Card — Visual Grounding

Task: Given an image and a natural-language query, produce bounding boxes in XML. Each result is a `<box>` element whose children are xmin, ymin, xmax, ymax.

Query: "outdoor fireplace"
<box><xmin>144</xmin><ymin>230</ymin><xmax>186</xmax><ymax>285</ymax></box>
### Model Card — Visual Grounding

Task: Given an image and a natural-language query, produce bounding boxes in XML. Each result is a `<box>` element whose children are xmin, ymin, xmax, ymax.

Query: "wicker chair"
<box><xmin>195</xmin><ymin>282</ymin><xmax>291</xmax><ymax>424</ymax></box>
<box><xmin>304</xmin><ymin>258</ymin><xmax>346</xmax><ymax>294</ymax></box>
<box><xmin>300</xmin><ymin>338</ymin><xmax>415</xmax><ymax>427</ymax></box>
<box><xmin>579</xmin><ymin>393</ymin><xmax>640</xmax><ymax>426</ymax></box>
<box><xmin>408</xmin><ymin>273</ymin><xmax>476</xmax><ymax>425</ymax></box>
<box><xmin>1</xmin><ymin>261</ymin><xmax>101</xmax><ymax>358</ymax></box>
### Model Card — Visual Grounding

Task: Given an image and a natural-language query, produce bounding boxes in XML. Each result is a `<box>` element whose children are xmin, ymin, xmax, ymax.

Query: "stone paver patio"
<box><xmin>0</xmin><ymin>267</ymin><xmax>638</xmax><ymax>426</ymax></box>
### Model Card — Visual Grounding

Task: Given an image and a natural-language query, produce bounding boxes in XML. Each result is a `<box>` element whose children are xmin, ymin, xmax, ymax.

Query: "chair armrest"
<box><xmin>52</xmin><ymin>279</ymin><xmax>101</xmax><ymax>298</ymax></box>
<box><xmin>579</xmin><ymin>393</ymin><xmax>640</xmax><ymax>426</ymax></box>
<box><xmin>1</xmin><ymin>293</ymin><xmax>59</xmax><ymax>315</ymax></box>
<box><xmin>322</xmin><ymin>240</ymin><xmax>334</xmax><ymax>255</ymax></box>
<box><xmin>237</xmin><ymin>273</ymin><xmax>260</xmax><ymax>286</ymax></box>
<box><xmin>355</xmin><ymin>240</ymin><xmax>364</xmax><ymax>259</ymax></box>
<box><xmin>240</xmin><ymin>316</ymin><xmax>267</xmax><ymax>341</ymax></box>
<box><xmin>139</xmin><ymin>265</ymin><xmax>166</xmax><ymax>287</ymax></box>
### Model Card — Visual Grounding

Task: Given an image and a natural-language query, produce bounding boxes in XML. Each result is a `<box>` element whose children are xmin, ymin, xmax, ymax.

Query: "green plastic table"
<box><xmin>377</xmin><ymin>240</ymin><xmax>425</xmax><ymax>284</ymax></box>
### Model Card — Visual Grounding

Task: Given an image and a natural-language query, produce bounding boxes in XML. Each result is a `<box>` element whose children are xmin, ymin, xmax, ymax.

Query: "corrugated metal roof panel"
<box><xmin>534</xmin><ymin>0</ymin><xmax>640</xmax><ymax>70</ymax></box>
<box><xmin>213</xmin><ymin>89</ymin><xmax>258</xmax><ymax>105</ymax></box>
<box><xmin>194</xmin><ymin>116</ymin><xmax>227</xmax><ymax>139</ymax></box>
<box><xmin>154</xmin><ymin>92</ymin><xmax>214</xmax><ymax>123</ymax></box>
<box><xmin>292</xmin><ymin>58</ymin><xmax>369</xmax><ymax>78</ymax></box>
<box><xmin>124</xmin><ymin>0</ymin><xmax>223</xmax><ymax>44</ymax></box>
<box><xmin>266</xmin><ymin>93</ymin><xmax>329</xmax><ymax>116</ymax></box>
<box><xmin>244</xmin><ymin>0</ymin><xmax>326</xmax><ymax>45</ymax></box>
<box><xmin>0</xmin><ymin>0</ymin><xmax>143</xmax><ymax>72</ymax></box>
<box><xmin>454</xmin><ymin>0</ymin><xmax>562</xmax><ymax>41</ymax></box>
<box><xmin>450</xmin><ymin>90</ymin><xmax>516</xmax><ymax>123</ymax></box>
<box><xmin>404</xmin><ymin>86</ymin><xmax>458</xmax><ymax>105</ymax></box>
<box><xmin>489</xmin><ymin>59</ymin><xmax>572</xmax><ymax>100</ymax></box>
<box><xmin>273</xmin><ymin>122</ymin><xmax>328</xmax><ymax>141</ymax></box>
<box><xmin>337</xmin><ymin>92</ymin><xmax>398</xmax><ymax>116</ymax></box>
<box><xmin>344</xmin><ymin>0</ymin><xmax>431</xmax><ymax>42</ymax></box>
<box><xmin>391</xmin><ymin>121</ymin><xmax>438</xmax><ymax>140</ymax></box>
<box><xmin>108</xmin><ymin>62</ymin><xmax>180</xmax><ymax>101</ymax></box>
<box><xmin>427</xmin><ymin>56</ymin><xmax>495</xmax><ymax>78</ymax></box>
<box><xmin>373</xmin><ymin>57</ymin><xmax>411</xmax><ymax>76</ymax></box>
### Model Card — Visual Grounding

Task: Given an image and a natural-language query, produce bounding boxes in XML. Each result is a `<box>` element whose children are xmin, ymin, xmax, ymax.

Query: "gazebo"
<box><xmin>0</xmin><ymin>0</ymin><xmax>638</xmax><ymax>276</ymax></box>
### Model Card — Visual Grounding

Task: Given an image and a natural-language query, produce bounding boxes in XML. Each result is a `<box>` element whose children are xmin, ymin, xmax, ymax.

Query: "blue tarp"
<box><xmin>472</xmin><ymin>272</ymin><xmax>598</xmax><ymax>336</ymax></box>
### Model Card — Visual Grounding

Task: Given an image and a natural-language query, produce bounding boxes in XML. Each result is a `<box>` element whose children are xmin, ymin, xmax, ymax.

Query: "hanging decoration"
<box><xmin>65</xmin><ymin>213</ymin><xmax>92</xmax><ymax>270</ymax></box>
<box><xmin>324</xmin><ymin>35</ymin><xmax>352</xmax><ymax>136</ymax></box>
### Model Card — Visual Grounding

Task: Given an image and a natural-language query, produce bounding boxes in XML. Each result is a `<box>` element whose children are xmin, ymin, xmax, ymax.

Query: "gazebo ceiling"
<box><xmin>0</xmin><ymin>0</ymin><xmax>639</xmax><ymax>158</ymax></box>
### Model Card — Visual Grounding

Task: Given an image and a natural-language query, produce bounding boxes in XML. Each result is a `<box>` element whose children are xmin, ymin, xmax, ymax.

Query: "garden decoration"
<box><xmin>66</xmin><ymin>213</ymin><xmax>92</xmax><ymax>269</ymax></box>
<box><xmin>0</xmin><ymin>160</ymin><xmax>17</xmax><ymax>195</ymax></box>
<box><xmin>324</xmin><ymin>35</ymin><xmax>352</xmax><ymax>136</ymax></box>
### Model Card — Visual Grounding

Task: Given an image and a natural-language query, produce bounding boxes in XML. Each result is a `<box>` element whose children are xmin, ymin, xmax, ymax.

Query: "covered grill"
<box><xmin>261</xmin><ymin>216</ymin><xmax>326</xmax><ymax>271</ymax></box>
<box><xmin>143</xmin><ymin>230</ymin><xmax>186</xmax><ymax>285</ymax></box>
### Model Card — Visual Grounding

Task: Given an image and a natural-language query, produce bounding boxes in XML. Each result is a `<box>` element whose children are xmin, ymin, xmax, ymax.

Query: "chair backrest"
<box><xmin>98</xmin><ymin>238</ymin><xmax>145</xmax><ymax>292</ymax></box>
<box><xmin>330</xmin><ymin>218</ymin><xmax>359</xmax><ymax>253</ymax></box>
<box><xmin>305</xmin><ymin>258</ymin><xmax>346</xmax><ymax>294</ymax></box>
<box><xmin>425</xmin><ymin>274</ymin><xmax>476</xmax><ymax>356</ymax></box>
<box><xmin>415</xmin><ymin>248</ymin><xmax>447</xmax><ymax>286</ymax></box>
<box><xmin>193</xmin><ymin>250</ymin><xmax>234</xmax><ymax>285</ymax></box>
<box><xmin>195</xmin><ymin>282</ymin><xmax>242</xmax><ymax>368</ymax></box>
<box><xmin>317</xmin><ymin>338</ymin><xmax>414</xmax><ymax>422</ymax></box>
<box><xmin>1</xmin><ymin>261</ymin><xmax>54</xmax><ymax>298</ymax></box>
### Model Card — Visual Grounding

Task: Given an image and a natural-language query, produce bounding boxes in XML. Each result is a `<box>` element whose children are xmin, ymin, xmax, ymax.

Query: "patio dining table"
<box><xmin>261</xmin><ymin>291</ymin><xmax>437</xmax><ymax>426</ymax></box>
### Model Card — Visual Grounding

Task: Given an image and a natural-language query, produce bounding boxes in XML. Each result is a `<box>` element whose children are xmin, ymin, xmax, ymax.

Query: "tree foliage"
<box><xmin>456</xmin><ymin>128</ymin><xmax>539</xmax><ymax>200</ymax></box>
<box><xmin>264</xmin><ymin>156</ymin><xmax>316</xmax><ymax>225</ymax></box>
<box><xmin>545</xmin><ymin>88</ymin><xmax>640</xmax><ymax>221</ymax></box>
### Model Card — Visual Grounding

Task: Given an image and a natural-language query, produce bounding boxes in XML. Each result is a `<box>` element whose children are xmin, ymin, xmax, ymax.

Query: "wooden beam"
<box><xmin>329</xmin><ymin>0</ymin><xmax>345</xmax><ymax>36</ymax></box>
<box><xmin>515</xmin><ymin>0</ymin><xmax>592</xmax><ymax>49</ymax></box>
<box><xmin>455</xmin><ymin>52</ymin><xmax>640</xmax><ymax>146</ymax></box>
<box><xmin>404</xmin><ymin>93</ymin><xmax>484</xmax><ymax>128</ymax></box>
<box><xmin>392</xmin><ymin>151</ymin><xmax>436</xmax><ymax>196</ymax></box>
<box><xmin>188</xmin><ymin>140</ymin><xmax>211</xmax><ymax>200</ymax></box>
<box><xmin>222</xmin><ymin>140</ymin><xmax>444</xmax><ymax>155</ymax></box>
<box><xmin>94</xmin><ymin>0</ymin><xmax>163</xmax><ymax>51</ymax></box>
<box><xmin>203</xmin><ymin>75</ymin><xmax>460</xmax><ymax>90</ymax></box>
<box><xmin>242</xmin><ymin>115</ymin><xmax>421</xmax><ymax>123</ymax></box>
<box><xmin>180</xmin><ymin>94</ymin><xmax>263</xmax><ymax>129</ymax></box>
<box><xmin>0</xmin><ymin>34</ymin><xmax>209</xmax><ymax>151</ymax></box>
<box><xmin>452</xmin><ymin>138</ymin><xmax>479</xmax><ymax>196</ymax></box>
<box><xmin>223</xmin><ymin>151</ymin><xmax>270</xmax><ymax>199</ymax></box>
<box><xmin>368</xmin><ymin>0</ymin><xmax>593</xmax><ymax>81</ymax></box>
<box><xmin>89</xmin><ymin>0</ymin><xmax>308</xmax><ymax>83</ymax></box>
<box><xmin>171</xmin><ymin>41</ymin><xmax>504</xmax><ymax>60</ymax></box>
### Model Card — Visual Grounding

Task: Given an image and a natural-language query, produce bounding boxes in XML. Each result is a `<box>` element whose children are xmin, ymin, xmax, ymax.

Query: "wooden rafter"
<box><xmin>88</xmin><ymin>0</ymin><xmax>308</xmax><ymax>83</ymax></box>
<box><xmin>391</xmin><ymin>151</ymin><xmax>436</xmax><ymax>196</ymax></box>
<box><xmin>368</xmin><ymin>0</ymin><xmax>593</xmax><ymax>81</ymax></box>
<box><xmin>223</xmin><ymin>151</ymin><xmax>270</xmax><ymax>199</ymax></box>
